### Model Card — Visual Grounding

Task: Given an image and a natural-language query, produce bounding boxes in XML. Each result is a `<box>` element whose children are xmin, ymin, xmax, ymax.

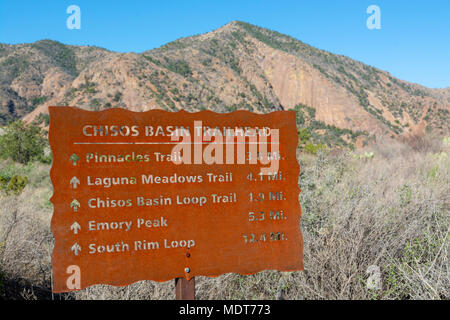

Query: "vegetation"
<box><xmin>0</xmin><ymin>174</ymin><xmax>28</xmax><ymax>195</ymax></box>
<box><xmin>31</xmin><ymin>40</ymin><xmax>78</xmax><ymax>76</ymax></box>
<box><xmin>165</xmin><ymin>59</ymin><xmax>192</xmax><ymax>78</ymax></box>
<box><xmin>0</xmin><ymin>136</ymin><xmax>447</xmax><ymax>299</ymax></box>
<box><xmin>304</xmin><ymin>143</ymin><xmax>327</xmax><ymax>155</ymax></box>
<box><xmin>235</xmin><ymin>21</ymin><xmax>313</xmax><ymax>57</ymax></box>
<box><xmin>1</xmin><ymin>56</ymin><xmax>30</xmax><ymax>79</ymax></box>
<box><xmin>0</xmin><ymin>121</ymin><xmax>49</xmax><ymax>164</ymax></box>
<box><xmin>293</xmin><ymin>104</ymin><xmax>366</xmax><ymax>148</ymax></box>
<box><xmin>34</xmin><ymin>113</ymin><xmax>50</xmax><ymax>127</ymax></box>
<box><xmin>297</xmin><ymin>128</ymin><xmax>310</xmax><ymax>143</ymax></box>
<box><xmin>113</xmin><ymin>90</ymin><xmax>122</xmax><ymax>102</ymax></box>
<box><xmin>79</xmin><ymin>76</ymin><xmax>97</xmax><ymax>94</ymax></box>
<box><xmin>142</xmin><ymin>55</ymin><xmax>162</xmax><ymax>66</ymax></box>
<box><xmin>198</xmin><ymin>37</ymin><xmax>242</xmax><ymax>75</ymax></box>
<box><xmin>31</xmin><ymin>96</ymin><xmax>47</xmax><ymax>107</ymax></box>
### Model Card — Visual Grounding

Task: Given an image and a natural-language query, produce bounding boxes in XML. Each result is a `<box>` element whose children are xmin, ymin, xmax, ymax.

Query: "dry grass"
<box><xmin>0</xmin><ymin>138</ymin><xmax>448</xmax><ymax>300</ymax></box>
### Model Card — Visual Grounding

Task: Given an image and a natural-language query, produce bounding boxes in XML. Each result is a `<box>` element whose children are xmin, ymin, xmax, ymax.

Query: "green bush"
<box><xmin>304</xmin><ymin>143</ymin><xmax>327</xmax><ymax>155</ymax></box>
<box><xmin>166</xmin><ymin>60</ymin><xmax>192</xmax><ymax>77</ymax></box>
<box><xmin>31</xmin><ymin>96</ymin><xmax>47</xmax><ymax>107</ymax></box>
<box><xmin>0</xmin><ymin>121</ymin><xmax>47</xmax><ymax>164</ymax></box>
<box><xmin>3</xmin><ymin>174</ymin><xmax>28</xmax><ymax>195</ymax></box>
<box><xmin>0</xmin><ymin>177</ymin><xmax>8</xmax><ymax>190</ymax></box>
<box><xmin>0</xmin><ymin>170</ymin><xmax>28</xmax><ymax>195</ymax></box>
<box><xmin>34</xmin><ymin>113</ymin><xmax>50</xmax><ymax>126</ymax></box>
<box><xmin>113</xmin><ymin>91</ymin><xmax>122</xmax><ymax>102</ymax></box>
<box><xmin>298</xmin><ymin>128</ymin><xmax>310</xmax><ymax>143</ymax></box>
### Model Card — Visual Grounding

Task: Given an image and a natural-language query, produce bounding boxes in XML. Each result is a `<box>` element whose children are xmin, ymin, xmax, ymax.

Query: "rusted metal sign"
<box><xmin>49</xmin><ymin>106</ymin><xmax>303</xmax><ymax>293</ymax></box>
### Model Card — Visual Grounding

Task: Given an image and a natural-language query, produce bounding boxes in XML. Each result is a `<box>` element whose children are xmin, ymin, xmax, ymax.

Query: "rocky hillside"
<box><xmin>0</xmin><ymin>21</ymin><xmax>448</xmax><ymax>147</ymax></box>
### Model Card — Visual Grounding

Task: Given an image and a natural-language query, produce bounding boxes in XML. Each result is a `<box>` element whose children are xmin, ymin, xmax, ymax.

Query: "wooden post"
<box><xmin>175</xmin><ymin>277</ymin><xmax>195</xmax><ymax>300</ymax></box>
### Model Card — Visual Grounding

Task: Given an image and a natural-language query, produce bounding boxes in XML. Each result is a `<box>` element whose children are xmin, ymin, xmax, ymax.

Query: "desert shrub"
<box><xmin>0</xmin><ymin>177</ymin><xmax>7</xmax><ymax>191</ymax></box>
<box><xmin>2</xmin><ymin>175</ymin><xmax>28</xmax><ymax>195</ymax></box>
<box><xmin>298</xmin><ymin>128</ymin><xmax>310</xmax><ymax>143</ymax></box>
<box><xmin>296</xmin><ymin>145</ymin><xmax>448</xmax><ymax>300</ymax></box>
<box><xmin>31</xmin><ymin>96</ymin><xmax>47</xmax><ymax>107</ymax></box>
<box><xmin>304</xmin><ymin>143</ymin><xmax>327</xmax><ymax>155</ymax></box>
<box><xmin>225</xmin><ymin>105</ymin><xmax>238</xmax><ymax>112</ymax></box>
<box><xmin>113</xmin><ymin>91</ymin><xmax>122</xmax><ymax>102</ymax></box>
<box><xmin>0</xmin><ymin>163</ymin><xmax>29</xmax><ymax>195</ymax></box>
<box><xmin>0</xmin><ymin>160</ymin><xmax>49</xmax><ymax>189</ymax></box>
<box><xmin>401</xmin><ymin>134</ymin><xmax>441</xmax><ymax>153</ymax></box>
<box><xmin>0</xmin><ymin>138</ymin><xmax>448</xmax><ymax>300</ymax></box>
<box><xmin>0</xmin><ymin>121</ymin><xmax>47</xmax><ymax>164</ymax></box>
<box><xmin>166</xmin><ymin>60</ymin><xmax>192</xmax><ymax>77</ymax></box>
<box><xmin>34</xmin><ymin>113</ymin><xmax>50</xmax><ymax>126</ymax></box>
<box><xmin>0</xmin><ymin>164</ymin><xmax>15</xmax><ymax>182</ymax></box>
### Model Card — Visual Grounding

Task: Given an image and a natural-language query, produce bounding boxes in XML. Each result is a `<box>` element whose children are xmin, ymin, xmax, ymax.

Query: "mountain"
<box><xmin>0</xmin><ymin>21</ymin><xmax>448</xmax><ymax>148</ymax></box>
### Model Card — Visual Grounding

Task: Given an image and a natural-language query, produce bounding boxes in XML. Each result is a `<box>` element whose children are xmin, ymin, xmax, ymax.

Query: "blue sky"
<box><xmin>0</xmin><ymin>0</ymin><xmax>448</xmax><ymax>88</ymax></box>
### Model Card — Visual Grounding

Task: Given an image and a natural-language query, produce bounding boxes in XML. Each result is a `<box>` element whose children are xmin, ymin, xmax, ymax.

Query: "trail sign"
<box><xmin>50</xmin><ymin>106</ymin><xmax>303</xmax><ymax>293</ymax></box>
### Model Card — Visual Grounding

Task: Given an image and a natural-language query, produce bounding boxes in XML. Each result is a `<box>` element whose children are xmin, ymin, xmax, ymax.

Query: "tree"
<box><xmin>0</xmin><ymin>120</ymin><xmax>46</xmax><ymax>164</ymax></box>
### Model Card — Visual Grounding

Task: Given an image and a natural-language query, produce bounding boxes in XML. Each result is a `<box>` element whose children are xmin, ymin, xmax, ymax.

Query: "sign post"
<box><xmin>175</xmin><ymin>277</ymin><xmax>195</xmax><ymax>300</ymax></box>
<box><xmin>49</xmin><ymin>107</ymin><xmax>303</xmax><ymax>295</ymax></box>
